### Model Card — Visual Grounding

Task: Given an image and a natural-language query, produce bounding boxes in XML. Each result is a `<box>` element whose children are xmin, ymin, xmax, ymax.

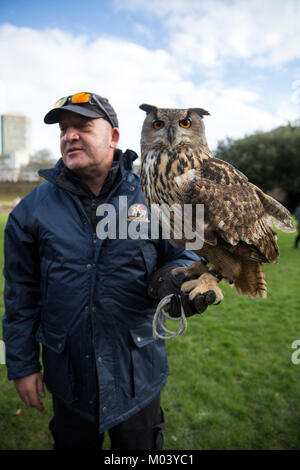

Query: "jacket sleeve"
<box><xmin>158</xmin><ymin>238</ymin><xmax>200</xmax><ymax>269</ymax></box>
<box><xmin>2</xmin><ymin>211</ymin><xmax>42</xmax><ymax>380</ymax></box>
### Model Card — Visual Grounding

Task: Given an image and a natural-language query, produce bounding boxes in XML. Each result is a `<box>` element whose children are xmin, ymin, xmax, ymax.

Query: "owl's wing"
<box><xmin>177</xmin><ymin>157</ymin><xmax>293</xmax><ymax>263</ymax></box>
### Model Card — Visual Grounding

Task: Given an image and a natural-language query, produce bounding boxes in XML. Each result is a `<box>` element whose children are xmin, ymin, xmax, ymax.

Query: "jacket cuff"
<box><xmin>6</xmin><ymin>362</ymin><xmax>42</xmax><ymax>381</ymax></box>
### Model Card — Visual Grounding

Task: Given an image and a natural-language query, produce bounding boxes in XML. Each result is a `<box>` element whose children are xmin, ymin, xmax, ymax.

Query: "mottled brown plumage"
<box><xmin>139</xmin><ymin>104</ymin><xmax>295</xmax><ymax>299</ymax></box>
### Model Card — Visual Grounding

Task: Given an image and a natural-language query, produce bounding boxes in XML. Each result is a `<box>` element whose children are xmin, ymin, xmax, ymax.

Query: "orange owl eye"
<box><xmin>152</xmin><ymin>120</ymin><xmax>164</xmax><ymax>129</ymax></box>
<box><xmin>179</xmin><ymin>119</ymin><xmax>191</xmax><ymax>128</ymax></box>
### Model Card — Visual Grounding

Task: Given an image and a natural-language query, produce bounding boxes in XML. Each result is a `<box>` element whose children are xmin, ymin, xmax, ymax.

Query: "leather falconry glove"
<box><xmin>148</xmin><ymin>264</ymin><xmax>217</xmax><ymax>318</ymax></box>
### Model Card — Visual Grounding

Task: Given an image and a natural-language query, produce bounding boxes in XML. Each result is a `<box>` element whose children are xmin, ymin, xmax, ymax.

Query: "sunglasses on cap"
<box><xmin>54</xmin><ymin>92</ymin><xmax>116</xmax><ymax>128</ymax></box>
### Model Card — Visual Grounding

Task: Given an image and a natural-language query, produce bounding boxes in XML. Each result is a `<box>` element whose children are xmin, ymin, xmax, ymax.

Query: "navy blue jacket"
<box><xmin>2</xmin><ymin>149</ymin><xmax>198</xmax><ymax>433</ymax></box>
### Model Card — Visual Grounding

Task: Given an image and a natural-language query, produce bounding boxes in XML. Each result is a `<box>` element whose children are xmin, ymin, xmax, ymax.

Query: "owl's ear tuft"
<box><xmin>189</xmin><ymin>108</ymin><xmax>210</xmax><ymax>118</ymax></box>
<box><xmin>139</xmin><ymin>104</ymin><xmax>158</xmax><ymax>114</ymax></box>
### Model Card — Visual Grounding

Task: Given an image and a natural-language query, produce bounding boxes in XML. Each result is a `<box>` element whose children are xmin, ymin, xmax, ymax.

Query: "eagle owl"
<box><xmin>139</xmin><ymin>104</ymin><xmax>295</xmax><ymax>303</ymax></box>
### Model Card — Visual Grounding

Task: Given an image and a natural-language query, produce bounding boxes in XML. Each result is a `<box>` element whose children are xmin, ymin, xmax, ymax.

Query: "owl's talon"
<box><xmin>192</xmin><ymin>294</ymin><xmax>206</xmax><ymax>314</ymax></box>
<box><xmin>204</xmin><ymin>290</ymin><xmax>216</xmax><ymax>305</ymax></box>
<box><xmin>183</xmin><ymin>273</ymin><xmax>224</xmax><ymax>304</ymax></box>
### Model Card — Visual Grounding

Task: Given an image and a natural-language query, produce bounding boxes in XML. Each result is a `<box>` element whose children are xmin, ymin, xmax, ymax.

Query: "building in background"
<box><xmin>1</xmin><ymin>114</ymin><xmax>31</xmax><ymax>156</ymax></box>
<box><xmin>0</xmin><ymin>113</ymin><xmax>35</xmax><ymax>182</ymax></box>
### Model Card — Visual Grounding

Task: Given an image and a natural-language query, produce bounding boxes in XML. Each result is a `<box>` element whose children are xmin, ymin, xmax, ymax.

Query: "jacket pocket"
<box><xmin>129</xmin><ymin>323</ymin><xmax>167</xmax><ymax>397</ymax></box>
<box><xmin>36</xmin><ymin>326</ymin><xmax>75</xmax><ymax>403</ymax></box>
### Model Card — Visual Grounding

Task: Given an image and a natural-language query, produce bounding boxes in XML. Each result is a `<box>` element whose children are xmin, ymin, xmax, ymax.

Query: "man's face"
<box><xmin>59</xmin><ymin>111</ymin><xmax>119</xmax><ymax>175</ymax></box>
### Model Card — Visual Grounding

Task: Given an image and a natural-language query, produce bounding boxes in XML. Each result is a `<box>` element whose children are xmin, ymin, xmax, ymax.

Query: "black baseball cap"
<box><xmin>44</xmin><ymin>92</ymin><xmax>118</xmax><ymax>128</ymax></box>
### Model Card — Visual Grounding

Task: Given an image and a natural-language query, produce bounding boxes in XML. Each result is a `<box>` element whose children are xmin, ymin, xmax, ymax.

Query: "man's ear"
<box><xmin>110</xmin><ymin>127</ymin><xmax>120</xmax><ymax>149</ymax></box>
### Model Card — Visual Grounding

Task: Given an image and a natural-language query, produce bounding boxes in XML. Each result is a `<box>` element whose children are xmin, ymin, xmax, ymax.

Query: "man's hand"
<box><xmin>148</xmin><ymin>264</ymin><xmax>219</xmax><ymax>318</ymax></box>
<box><xmin>14</xmin><ymin>372</ymin><xmax>45</xmax><ymax>411</ymax></box>
<box><xmin>166</xmin><ymin>290</ymin><xmax>216</xmax><ymax>318</ymax></box>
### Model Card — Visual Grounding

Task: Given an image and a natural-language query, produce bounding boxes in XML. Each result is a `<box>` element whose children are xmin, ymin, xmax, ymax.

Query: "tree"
<box><xmin>19</xmin><ymin>148</ymin><xmax>57</xmax><ymax>182</ymax></box>
<box><xmin>214</xmin><ymin>124</ymin><xmax>300</xmax><ymax>211</ymax></box>
<box><xmin>31</xmin><ymin>148</ymin><xmax>56</xmax><ymax>164</ymax></box>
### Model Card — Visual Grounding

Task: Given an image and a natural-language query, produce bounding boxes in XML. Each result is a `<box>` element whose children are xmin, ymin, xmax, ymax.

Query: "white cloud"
<box><xmin>0</xmin><ymin>18</ymin><xmax>297</xmax><ymax>166</ymax></box>
<box><xmin>0</xmin><ymin>24</ymin><xmax>187</xmax><ymax>157</ymax></box>
<box><xmin>133</xmin><ymin>23</ymin><xmax>153</xmax><ymax>41</ymax></box>
<box><xmin>115</xmin><ymin>0</ymin><xmax>300</xmax><ymax>68</ymax></box>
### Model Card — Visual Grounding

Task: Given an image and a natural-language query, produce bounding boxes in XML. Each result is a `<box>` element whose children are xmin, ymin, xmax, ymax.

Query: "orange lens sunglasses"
<box><xmin>54</xmin><ymin>92</ymin><xmax>115</xmax><ymax>127</ymax></box>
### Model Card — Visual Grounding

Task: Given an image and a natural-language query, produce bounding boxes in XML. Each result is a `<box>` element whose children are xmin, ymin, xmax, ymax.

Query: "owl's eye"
<box><xmin>179</xmin><ymin>119</ymin><xmax>191</xmax><ymax>128</ymax></box>
<box><xmin>152</xmin><ymin>120</ymin><xmax>165</xmax><ymax>129</ymax></box>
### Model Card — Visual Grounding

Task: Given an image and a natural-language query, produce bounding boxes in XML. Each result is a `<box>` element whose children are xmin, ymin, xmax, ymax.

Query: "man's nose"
<box><xmin>63</xmin><ymin>127</ymin><xmax>80</xmax><ymax>141</ymax></box>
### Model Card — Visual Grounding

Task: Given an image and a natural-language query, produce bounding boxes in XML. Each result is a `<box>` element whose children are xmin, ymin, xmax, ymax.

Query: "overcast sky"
<box><xmin>0</xmin><ymin>0</ymin><xmax>299</xmax><ymax>161</ymax></box>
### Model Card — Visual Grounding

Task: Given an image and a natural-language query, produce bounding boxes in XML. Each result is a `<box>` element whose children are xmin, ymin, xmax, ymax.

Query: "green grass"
<box><xmin>0</xmin><ymin>213</ymin><xmax>300</xmax><ymax>450</ymax></box>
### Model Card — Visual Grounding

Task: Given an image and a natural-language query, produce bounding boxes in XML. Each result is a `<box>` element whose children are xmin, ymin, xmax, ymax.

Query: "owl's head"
<box><xmin>139</xmin><ymin>104</ymin><xmax>210</xmax><ymax>152</ymax></box>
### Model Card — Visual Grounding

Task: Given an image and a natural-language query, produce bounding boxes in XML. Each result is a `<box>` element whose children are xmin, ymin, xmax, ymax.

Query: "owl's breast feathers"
<box><xmin>140</xmin><ymin>145</ymin><xmax>210</xmax><ymax>207</ymax></box>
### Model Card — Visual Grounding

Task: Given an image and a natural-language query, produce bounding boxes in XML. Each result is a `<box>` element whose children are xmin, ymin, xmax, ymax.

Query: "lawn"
<box><xmin>0</xmin><ymin>212</ymin><xmax>299</xmax><ymax>450</ymax></box>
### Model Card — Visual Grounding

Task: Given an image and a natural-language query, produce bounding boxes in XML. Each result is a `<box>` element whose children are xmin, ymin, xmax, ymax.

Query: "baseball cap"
<box><xmin>44</xmin><ymin>92</ymin><xmax>118</xmax><ymax>128</ymax></box>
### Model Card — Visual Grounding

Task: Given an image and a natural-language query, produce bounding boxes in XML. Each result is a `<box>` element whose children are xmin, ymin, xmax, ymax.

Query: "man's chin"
<box><xmin>64</xmin><ymin>155</ymin><xmax>88</xmax><ymax>172</ymax></box>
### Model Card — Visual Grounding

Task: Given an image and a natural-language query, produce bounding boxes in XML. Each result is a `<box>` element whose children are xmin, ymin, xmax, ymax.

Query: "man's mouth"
<box><xmin>66</xmin><ymin>147</ymin><xmax>83</xmax><ymax>156</ymax></box>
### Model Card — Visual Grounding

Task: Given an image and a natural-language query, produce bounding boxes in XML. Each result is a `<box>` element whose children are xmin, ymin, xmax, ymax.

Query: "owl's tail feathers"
<box><xmin>255</xmin><ymin>220</ymin><xmax>279</xmax><ymax>264</ymax></box>
<box><xmin>273</xmin><ymin>217</ymin><xmax>295</xmax><ymax>233</ymax></box>
<box><xmin>255</xmin><ymin>187</ymin><xmax>296</xmax><ymax>233</ymax></box>
<box><xmin>235</xmin><ymin>260</ymin><xmax>267</xmax><ymax>299</ymax></box>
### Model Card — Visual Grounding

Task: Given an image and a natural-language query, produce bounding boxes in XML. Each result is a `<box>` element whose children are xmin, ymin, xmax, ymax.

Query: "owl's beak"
<box><xmin>167</xmin><ymin>126</ymin><xmax>175</xmax><ymax>144</ymax></box>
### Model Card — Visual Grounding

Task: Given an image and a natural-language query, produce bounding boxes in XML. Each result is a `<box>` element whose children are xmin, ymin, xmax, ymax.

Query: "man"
<box><xmin>2</xmin><ymin>92</ymin><xmax>217</xmax><ymax>450</ymax></box>
<box><xmin>293</xmin><ymin>204</ymin><xmax>300</xmax><ymax>248</ymax></box>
